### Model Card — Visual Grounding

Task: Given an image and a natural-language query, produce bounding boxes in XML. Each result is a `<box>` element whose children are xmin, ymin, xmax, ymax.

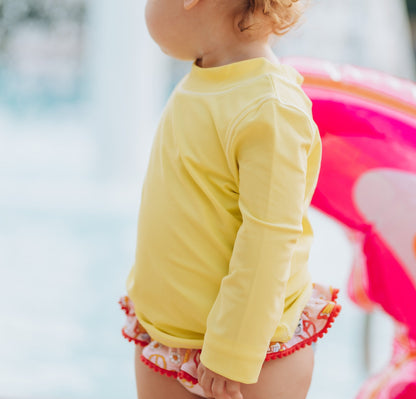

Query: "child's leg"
<box><xmin>134</xmin><ymin>345</ymin><xmax>200</xmax><ymax>399</ymax></box>
<box><xmin>241</xmin><ymin>346</ymin><xmax>314</xmax><ymax>399</ymax></box>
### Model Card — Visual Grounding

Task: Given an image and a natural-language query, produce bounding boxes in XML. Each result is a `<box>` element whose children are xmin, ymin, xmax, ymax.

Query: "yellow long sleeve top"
<box><xmin>126</xmin><ymin>57</ymin><xmax>322</xmax><ymax>384</ymax></box>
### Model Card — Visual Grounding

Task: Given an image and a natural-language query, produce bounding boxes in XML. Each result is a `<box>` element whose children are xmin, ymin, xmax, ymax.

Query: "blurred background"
<box><xmin>0</xmin><ymin>0</ymin><xmax>415</xmax><ymax>398</ymax></box>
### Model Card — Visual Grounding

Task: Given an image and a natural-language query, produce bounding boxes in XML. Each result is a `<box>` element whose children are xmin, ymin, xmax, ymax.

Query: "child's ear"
<box><xmin>184</xmin><ymin>0</ymin><xmax>200</xmax><ymax>10</ymax></box>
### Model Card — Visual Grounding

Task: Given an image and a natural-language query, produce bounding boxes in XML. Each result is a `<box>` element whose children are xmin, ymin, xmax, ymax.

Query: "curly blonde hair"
<box><xmin>238</xmin><ymin>0</ymin><xmax>307</xmax><ymax>35</ymax></box>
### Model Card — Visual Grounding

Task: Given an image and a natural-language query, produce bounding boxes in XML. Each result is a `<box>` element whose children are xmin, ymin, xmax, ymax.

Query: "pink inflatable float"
<box><xmin>284</xmin><ymin>58</ymin><xmax>416</xmax><ymax>399</ymax></box>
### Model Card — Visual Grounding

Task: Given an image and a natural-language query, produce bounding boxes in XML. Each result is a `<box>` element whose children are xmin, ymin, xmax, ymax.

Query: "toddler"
<box><xmin>120</xmin><ymin>0</ymin><xmax>341</xmax><ymax>398</ymax></box>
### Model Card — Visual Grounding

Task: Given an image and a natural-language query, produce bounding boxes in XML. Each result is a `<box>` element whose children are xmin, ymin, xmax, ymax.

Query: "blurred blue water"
<box><xmin>0</xmin><ymin>66</ymin><xmax>88</xmax><ymax>115</ymax></box>
<box><xmin>0</xmin><ymin>210</ymin><xmax>135</xmax><ymax>397</ymax></box>
<box><xmin>0</xmin><ymin>106</ymin><xmax>139</xmax><ymax>398</ymax></box>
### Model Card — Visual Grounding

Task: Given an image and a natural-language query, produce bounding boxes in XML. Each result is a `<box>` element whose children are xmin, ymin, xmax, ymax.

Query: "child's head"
<box><xmin>145</xmin><ymin>0</ymin><xmax>307</xmax><ymax>65</ymax></box>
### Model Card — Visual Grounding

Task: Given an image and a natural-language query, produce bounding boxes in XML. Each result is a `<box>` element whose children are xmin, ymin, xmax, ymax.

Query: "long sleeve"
<box><xmin>200</xmin><ymin>98</ymin><xmax>318</xmax><ymax>384</ymax></box>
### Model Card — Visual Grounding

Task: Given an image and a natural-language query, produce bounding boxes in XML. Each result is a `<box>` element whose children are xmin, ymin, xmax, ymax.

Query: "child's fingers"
<box><xmin>198</xmin><ymin>373</ymin><xmax>213</xmax><ymax>397</ymax></box>
<box><xmin>211</xmin><ymin>377</ymin><xmax>226</xmax><ymax>397</ymax></box>
<box><xmin>196</xmin><ymin>362</ymin><xmax>204</xmax><ymax>383</ymax></box>
<box><xmin>212</xmin><ymin>377</ymin><xmax>243</xmax><ymax>399</ymax></box>
<box><xmin>225</xmin><ymin>380</ymin><xmax>243</xmax><ymax>399</ymax></box>
<box><xmin>198</xmin><ymin>367</ymin><xmax>216</xmax><ymax>397</ymax></box>
<box><xmin>197</xmin><ymin>364</ymin><xmax>210</xmax><ymax>395</ymax></box>
<box><xmin>197</xmin><ymin>362</ymin><xmax>243</xmax><ymax>399</ymax></box>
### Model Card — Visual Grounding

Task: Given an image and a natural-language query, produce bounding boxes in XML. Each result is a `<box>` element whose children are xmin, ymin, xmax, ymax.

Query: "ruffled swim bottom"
<box><xmin>119</xmin><ymin>283</ymin><xmax>341</xmax><ymax>397</ymax></box>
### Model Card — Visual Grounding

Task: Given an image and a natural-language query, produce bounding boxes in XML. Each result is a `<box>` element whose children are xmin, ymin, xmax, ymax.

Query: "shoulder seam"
<box><xmin>225</xmin><ymin>91</ymin><xmax>316</xmax><ymax>158</ymax></box>
<box><xmin>225</xmin><ymin>95</ymin><xmax>277</xmax><ymax>156</ymax></box>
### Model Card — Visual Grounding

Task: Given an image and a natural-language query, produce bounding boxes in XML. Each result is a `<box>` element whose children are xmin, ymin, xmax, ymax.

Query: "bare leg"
<box><xmin>134</xmin><ymin>345</ymin><xmax>200</xmax><ymax>399</ymax></box>
<box><xmin>241</xmin><ymin>346</ymin><xmax>315</xmax><ymax>399</ymax></box>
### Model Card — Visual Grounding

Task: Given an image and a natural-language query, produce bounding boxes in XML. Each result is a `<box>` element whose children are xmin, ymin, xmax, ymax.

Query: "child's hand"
<box><xmin>197</xmin><ymin>361</ymin><xmax>243</xmax><ymax>399</ymax></box>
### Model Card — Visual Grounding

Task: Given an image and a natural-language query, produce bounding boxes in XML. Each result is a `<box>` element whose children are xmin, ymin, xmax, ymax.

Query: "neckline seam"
<box><xmin>179</xmin><ymin>70</ymin><xmax>302</xmax><ymax>94</ymax></box>
<box><xmin>191</xmin><ymin>56</ymin><xmax>276</xmax><ymax>72</ymax></box>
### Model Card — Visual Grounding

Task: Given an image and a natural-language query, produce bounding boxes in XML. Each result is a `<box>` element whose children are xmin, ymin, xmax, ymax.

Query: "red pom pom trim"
<box><xmin>118</xmin><ymin>297</ymin><xmax>131</xmax><ymax>315</ymax></box>
<box><xmin>178</xmin><ymin>370</ymin><xmax>199</xmax><ymax>385</ymax></box>
<box><xmin>265</xmin><ymin>302</ymin><xmax>342</xmax><ymax>361</ymax></box>
<box><xmin>121</xmin><ymin>328</ymin><xmax>149</xmax><ymax>347</ymax></box>
<box><xmin>119</xmin><ymin>289</ymin><xmax>342</xmax><ymax>382</ymax></box>
<box><xmin>140</xmin><ymin>355</ymin><xmax>179</xmax><ymax>378</ymax></box>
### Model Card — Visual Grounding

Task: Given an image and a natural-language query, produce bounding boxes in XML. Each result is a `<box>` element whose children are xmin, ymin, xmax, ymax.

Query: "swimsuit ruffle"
<box><xmin>119</xmin><ymin>283</ymin><xmax>341</xmax><ymax>394</ymax></box>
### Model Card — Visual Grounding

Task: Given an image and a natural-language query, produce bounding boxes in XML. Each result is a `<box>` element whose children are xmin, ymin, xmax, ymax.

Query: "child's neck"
<box><xmin>195</xmin><ymin>41</ymin><xmax>279</xmax><ymax>69</ymax></box>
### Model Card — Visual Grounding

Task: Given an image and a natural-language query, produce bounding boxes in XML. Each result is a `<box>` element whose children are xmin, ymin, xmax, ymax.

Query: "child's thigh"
<box><xmin>241</xmin><ymin>346</ymin><xmax>315</xmax><ymax>399</ymax></box>
<box><xmin>134</xmin><ymin>345</ymin><xmax>200</xmax><ymax>399</ymax></box>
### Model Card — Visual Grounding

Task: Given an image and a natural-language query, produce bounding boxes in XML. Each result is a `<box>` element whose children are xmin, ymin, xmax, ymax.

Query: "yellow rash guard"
<box><xmin>126</xmin><ymin>57</ymin><xmax>322</xmax><ymax>383</ymax></box>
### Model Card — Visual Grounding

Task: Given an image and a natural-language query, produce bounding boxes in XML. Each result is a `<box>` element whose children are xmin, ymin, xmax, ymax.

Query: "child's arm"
<box><xmin>200</xmin><ymin>97</ymin><xmax>318</xmax><ymax>384</ymax></box>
